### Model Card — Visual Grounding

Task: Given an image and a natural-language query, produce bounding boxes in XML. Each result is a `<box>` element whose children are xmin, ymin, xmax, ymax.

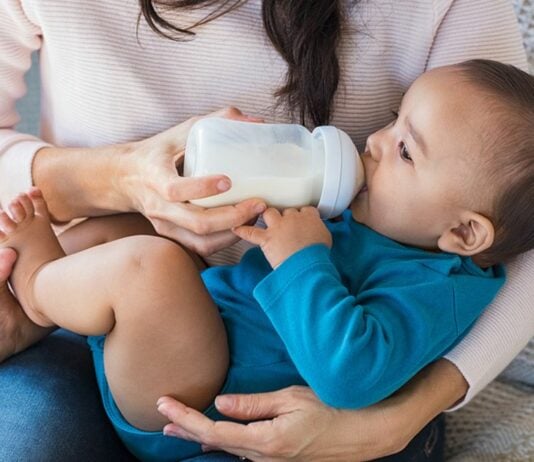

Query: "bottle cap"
<box><xmin>313</xmin><ymin>126</ymin><xmax>365</xmax><ymax>219</ymax></box>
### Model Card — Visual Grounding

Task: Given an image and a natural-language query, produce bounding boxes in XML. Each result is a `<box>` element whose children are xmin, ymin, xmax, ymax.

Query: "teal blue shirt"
<box><xmin>203</xmin><ymin>210</ymin><xmax>505</xmax><ymax>409</ymax></box>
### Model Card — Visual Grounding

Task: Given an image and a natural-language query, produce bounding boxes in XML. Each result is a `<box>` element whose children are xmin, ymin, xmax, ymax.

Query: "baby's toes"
<box><xmin>28</xmin><ymin>188</ymin><xmax>49</xmax><ymax>219</ymax></box>
<box><xmin>17</xmin><ymin>193</ymin><xmax>35</xmax><ymax>218</ymax></box>
<box><xmin>8</xmin><ymin>199</ymin><xmax>27</xmax><ymax>224</ymax></box>
<box><xmin>0</xmin><ymin>211</ymin><xmax>17</xmax><ymax>234</ymax></box>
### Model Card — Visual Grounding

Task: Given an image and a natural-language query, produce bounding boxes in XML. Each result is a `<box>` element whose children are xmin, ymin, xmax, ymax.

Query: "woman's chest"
<box><xmin>36</xmin><ymin>0</ymin><xmax>434</xmax><ymax>149</ymax></box>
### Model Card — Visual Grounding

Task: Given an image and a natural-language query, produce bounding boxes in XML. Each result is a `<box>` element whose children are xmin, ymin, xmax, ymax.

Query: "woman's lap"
<box><xmin>0</xmin><ymin>330</ymin><xmax>444</xmax><ymax>462</ymax></box>
<box><xmin>0</xmin><ymin>329</ymin><xmax>135</xmax><ymax>461</ymax></box>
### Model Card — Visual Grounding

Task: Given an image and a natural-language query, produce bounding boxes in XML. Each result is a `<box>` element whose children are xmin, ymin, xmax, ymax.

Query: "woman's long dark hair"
<box><xmin>138</xmin><ymin>0</ymin><xmax>345</xmax><ymax>127</ymax></box>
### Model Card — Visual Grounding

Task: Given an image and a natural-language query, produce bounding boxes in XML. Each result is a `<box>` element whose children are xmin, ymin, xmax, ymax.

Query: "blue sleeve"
<box><xmin>253</xmin><ymin>244</ymin><xmax>461</xmax><ymax>409</ymax></box>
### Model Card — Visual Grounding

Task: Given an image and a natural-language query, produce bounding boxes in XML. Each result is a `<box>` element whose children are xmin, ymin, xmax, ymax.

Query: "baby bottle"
<box><xmin>183</xmin><ymin>118</ymin><xmax>365</xmax><ymax>219</ymax></box>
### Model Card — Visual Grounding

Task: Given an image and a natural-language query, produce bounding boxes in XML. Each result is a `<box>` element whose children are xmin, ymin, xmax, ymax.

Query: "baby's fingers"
<box><xmin>262</xmin><ymin>207</ymin><xmax>282</xmax><ymax>227</ymax></box>
<box><xmin>232</xmin><ymin>225</ymin><xmax>267</xmax><ymax>246</ymax></box>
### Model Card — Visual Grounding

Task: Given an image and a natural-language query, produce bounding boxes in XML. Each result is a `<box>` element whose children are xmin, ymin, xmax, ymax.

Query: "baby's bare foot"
<box><xmin>0</xmin><ymin>188</ymin><xmax>65</xmax><ymax>327</ymax></box>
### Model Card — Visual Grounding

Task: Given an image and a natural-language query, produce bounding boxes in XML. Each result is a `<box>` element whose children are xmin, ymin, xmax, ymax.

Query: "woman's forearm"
<box><xmin>32</xmin><ymin>144</ymin><xmax>135</xmax><ymax>222</ymax></box>
<box><xmin>29</xmin><ymin>109</ymin><xmax>267</xmax><ymax>255</ymax></box>
<box><xmin>379</xmin><ymin>359</ymin><xmax>468</xmax><ymax>448</ymax></box>
<box><xmin>444</xmin><ymin>249</ymin><xmax>534</xmax><ymax>407</ymax></box>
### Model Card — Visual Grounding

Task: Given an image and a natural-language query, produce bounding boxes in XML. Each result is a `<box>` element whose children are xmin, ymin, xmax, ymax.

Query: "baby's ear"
<box><xmin>437</xmin><ymin>212</ymin><xmax>494</xmax><ymax>257</ymax></box>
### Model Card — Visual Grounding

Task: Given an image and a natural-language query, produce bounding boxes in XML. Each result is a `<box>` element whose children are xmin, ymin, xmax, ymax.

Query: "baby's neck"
<box><xmin>348</xmin><ymin>206</ymin><xmax>486</xmax><ymax>268</ymax></box>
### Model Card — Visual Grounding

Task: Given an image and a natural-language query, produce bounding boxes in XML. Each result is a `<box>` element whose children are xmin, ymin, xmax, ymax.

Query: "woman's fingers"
<box><xmin>158</xmin><ymin>398</ymin><xmax>262</xmax><ymax>446</ymax></box>
<box><xmin>126</xmin><ymin>108</ymin><xmax>268</xmax><ymax>253</ymax></box>
<box><xmin>158</xmin><ymin>107</ymin><xmax>262</xmax><ymax>148</ymax></box>
<box><xmin>150</xmin><ymin>220</ymin><xmax>239</xmax><ymax>256</ymax></box>
<box><xmin>157</xmin><ymin>398</ymin><xmax>274</xmax><ymax>460</ymax></box>
<box><xmin>157</xmin><ymin>174</ymin><xmax>231</xmax><ymax>203</ymax></box>
<box><xmin>214</xmin><ymin>389</ymin><xmax>299</xmax><ymax>420</ymax></box>
<box><xmin>185</xmin><ymin>200</ymin><xmax>266</xmax><ymax>236</ymax></box>
<box><xmin>148</xmin><ymin>197</ymin><xmax>264</xmax><ymax>236</ymax></box>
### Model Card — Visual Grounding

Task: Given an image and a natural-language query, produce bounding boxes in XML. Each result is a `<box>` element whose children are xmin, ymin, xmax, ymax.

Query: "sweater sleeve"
<box><xmin>427</xmin><ymin>0</ymin><xmax>532</xmax><ymax>409</ymax></box>
<box><xmin>0</xmin><ymin>0</ymin><xmax>51</xmax><ymax>208</ymax></box>
<box><xmin>253</xmin><ymin>245</ymin><xmax>473</xmax><ymax>409</ymax></box>
<box><xmin>445</xmin><ymin>250</ymin><xmax>534</xmax><ymax>410</ymax></box>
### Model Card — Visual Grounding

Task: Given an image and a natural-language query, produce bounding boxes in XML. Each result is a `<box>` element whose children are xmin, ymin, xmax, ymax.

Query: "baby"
<box><xmin>1</xmin><ymin>59</ymin><xmax>533</xmax><ymax>461</ymax></box>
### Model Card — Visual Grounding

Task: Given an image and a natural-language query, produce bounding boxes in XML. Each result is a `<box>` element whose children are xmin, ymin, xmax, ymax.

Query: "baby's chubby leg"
<box><xmin>0</xmin><ymin>189</ymin><xmax>229</xmax><ymax>430</ymax></box>
<box><xmin>0</xmin><ymin>211</ymin><xmax>161</xmax><ymax>363</ymax></box>
<box><xmin>57</xmin><ymin>213</ymin><xmax>158</xmax><ymax>254</ymax></box>
<box><xmin>58</xmin><ymin>213</ymin><xmax>206</xmax><ymax>270</ymax></box>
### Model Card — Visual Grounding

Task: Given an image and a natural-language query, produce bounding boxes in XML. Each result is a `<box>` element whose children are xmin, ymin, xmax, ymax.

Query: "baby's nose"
<box><xmin>365</xmin><ymin>136</ymin><xmax>382</xmax><ymax>162</ymax></box>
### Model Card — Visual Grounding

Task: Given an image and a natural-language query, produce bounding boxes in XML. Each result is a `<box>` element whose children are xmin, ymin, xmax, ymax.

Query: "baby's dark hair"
<box><xmin>455</xmin><ymin>59</ymin><xmax>534</xmax><ymax>267</ymax></box>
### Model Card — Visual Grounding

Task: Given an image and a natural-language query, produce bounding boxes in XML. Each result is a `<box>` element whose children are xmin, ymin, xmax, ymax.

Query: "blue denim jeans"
<box><xmin>0</xmin><ymin>330</ymin><xmax>444</xmax><ymax>461</ymax></box>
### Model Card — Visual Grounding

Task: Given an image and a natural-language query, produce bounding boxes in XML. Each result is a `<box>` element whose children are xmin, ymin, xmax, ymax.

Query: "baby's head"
<box><xmin>351</xmin><ymin>59</ymin><xmax>534</xmax><ymax>266</ymax></box>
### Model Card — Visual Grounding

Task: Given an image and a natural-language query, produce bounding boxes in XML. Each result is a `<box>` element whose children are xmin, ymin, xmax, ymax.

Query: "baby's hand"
<box><xmin>233</xmin><ymin>207</ymin><xmax>332</xmax><ymax>268</ymax></box>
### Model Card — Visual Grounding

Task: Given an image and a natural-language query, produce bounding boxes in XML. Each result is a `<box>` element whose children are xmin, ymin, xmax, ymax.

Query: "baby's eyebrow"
<box><xmin>406</xmin><ymin>117</ymin><xmax>427</xmax><ymax>158</ymax></box>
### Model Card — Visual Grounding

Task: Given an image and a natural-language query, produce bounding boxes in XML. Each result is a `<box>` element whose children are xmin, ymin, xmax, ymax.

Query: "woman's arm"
<box><xmin>31</xmin><ymin>109</ymin><xmax>266</xmax><ymax>255</ymax></box>
<box><xmin>157</xmin><ymin>359</ymin><xmax>467</xmax><ymax>461</ymax></box>
<box><xmin>31</xmin><ymin>120</ymin><xmax>223</xmax><ymax>222</ymax></box>
<box><xmin>444</xmin><ymin>249</ymin><xmax>534</xmax><ymax>408</ymax></box>
<box><xmin>1</xmin><ymin>4</ymin><xmax>264</xmax><ymax>256</ymax></box>
<box><xmin>32</xmin><ymin>143</ymin><xmax>133</xmax><ymax>221</ymax></box>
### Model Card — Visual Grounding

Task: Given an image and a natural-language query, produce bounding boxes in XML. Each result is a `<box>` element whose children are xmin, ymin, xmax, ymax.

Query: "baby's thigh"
<box><xmin>99</xmin><ymin>236</ymin><xmax>229</xmax><ymax>433</ymax></box>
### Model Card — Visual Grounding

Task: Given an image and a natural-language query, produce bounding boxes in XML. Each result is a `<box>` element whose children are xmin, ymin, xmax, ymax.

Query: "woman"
<box><xmin>0</xmin><ymin>0</ymin><xmax>532</xmax><ymax>460</ymax></box>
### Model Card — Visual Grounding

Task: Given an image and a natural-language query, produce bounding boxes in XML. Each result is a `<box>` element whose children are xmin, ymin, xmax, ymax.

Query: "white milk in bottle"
<box><xmin>183</xmin><ymin>118</ymin><xmax>365</xmax><ymax>218</ymax></box>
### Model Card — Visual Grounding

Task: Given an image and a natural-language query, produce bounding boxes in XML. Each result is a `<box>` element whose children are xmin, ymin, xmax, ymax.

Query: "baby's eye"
<box><xmin>398</xmin><ymin>141</ymin><xmax>413</xmax><ymax>162</ymax></box>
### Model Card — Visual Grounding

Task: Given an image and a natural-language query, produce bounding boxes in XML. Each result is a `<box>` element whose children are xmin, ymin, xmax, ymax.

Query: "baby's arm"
<box><xmin>252</xmin><ymin>246</ymin><xmax>471</xmax><ymax>409</ymax></box>
<box><xmin>236</xmin><ymin>207</ymin><xmax>503</xmax><ymax>409</ymax></box>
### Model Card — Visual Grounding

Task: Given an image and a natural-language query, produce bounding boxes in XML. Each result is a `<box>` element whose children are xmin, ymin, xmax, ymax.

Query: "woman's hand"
<box><xmin>233</xmin><ymin>207</ymin><xmax>332</xmax><ymax>268</ymax></box>
<box><xmin>156</xmin><ymin>360</ymin><xmax>468</xmax><ymax>461</ymax></box>
<box><xmin>157</xmin><ymin>386</ymin><xmax>410</xmax><ymax>461</ymax></box>
<box><xmin>34</xmin><ymin>107</ymin><xmax>266</xmax><ymax>256</ymax></box>
<box><xmin>119</xmin><ymin>107</ymin><xmax>267</xmax><ymax>255</ymax></box>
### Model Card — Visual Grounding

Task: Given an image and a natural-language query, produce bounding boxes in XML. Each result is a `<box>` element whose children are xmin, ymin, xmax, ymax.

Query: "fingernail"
<box><xmin>217</xmin><ymin>179</ymin><xmax>231</xmax><ymax>192</ymax></box>
<box><xmin>214</xmin><ymin>395</ymin><xmax>231</xmax><ymax>410</ymax></box>
<box><xmin>254</xmin><ymin>203</ymin><xmax>266</xmax><ymax>214</ymax></box>
<box><xmin>163</xmin><ymin>428</ymin><xmax>180</xmax><ymax>438</ymax></box>
<box><xmin>157</xmin><ymin>403</ymin><xmax>169</xmax><ymax>415</ymax></box>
